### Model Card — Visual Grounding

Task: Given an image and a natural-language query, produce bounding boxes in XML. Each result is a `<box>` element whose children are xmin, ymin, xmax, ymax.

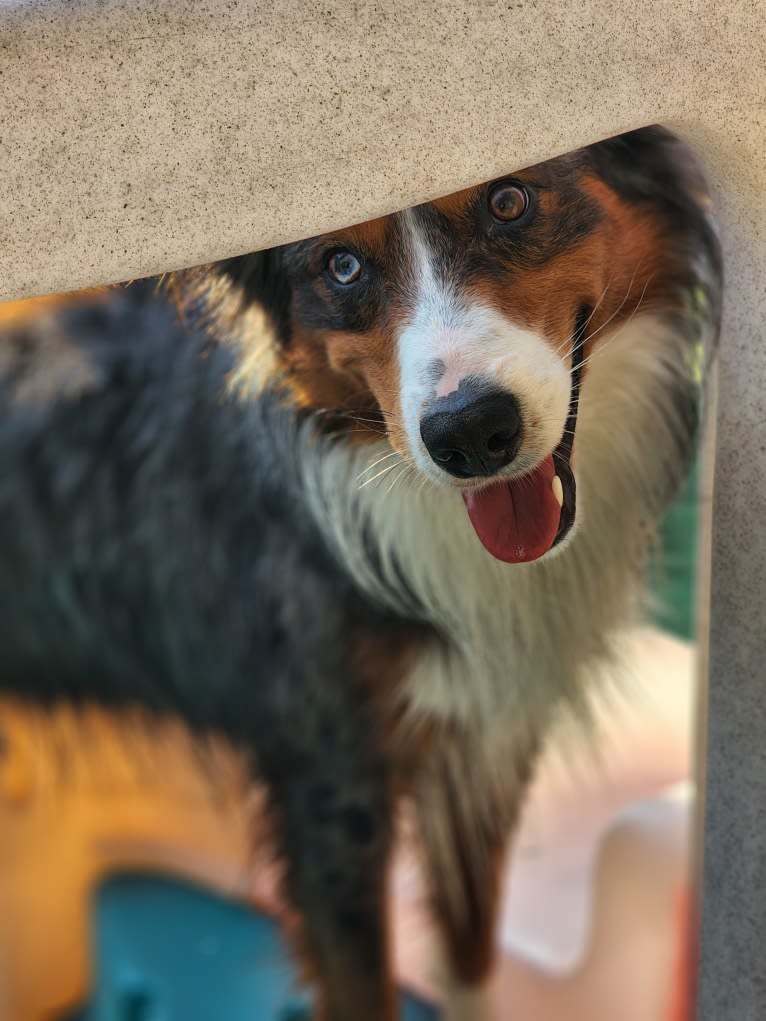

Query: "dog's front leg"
<box><xmin>412</xmin><ymin>723</ymin><xmax>541</xmax><ymax>1018</ymax></box>
<box><xmin>255</xmin><ymin>699</ymin><xmax>397</xmax><ymax>1021</ymax></box>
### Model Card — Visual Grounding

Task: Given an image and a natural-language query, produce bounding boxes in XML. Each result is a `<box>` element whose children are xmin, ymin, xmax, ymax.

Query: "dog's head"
<box><xmin>213</xmin><ymin>126</ymin><xmax>719</xmax><ymax>564</ymax></box>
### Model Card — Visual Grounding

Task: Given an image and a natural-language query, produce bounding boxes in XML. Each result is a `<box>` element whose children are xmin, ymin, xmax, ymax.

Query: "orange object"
<box><xmin>667</xmin><ymin>889</ymin><xmax>697</xmax><ymax>1021</ymax></box>
<box><xmin>0</xmin><ymin>699</ymin><xmax>261</xmax><ymax>1021</ymax></box>
<box><xmin>0</xmin><ymin>289</ymin><xmax>112</xmax><ymax>328</ymax></box>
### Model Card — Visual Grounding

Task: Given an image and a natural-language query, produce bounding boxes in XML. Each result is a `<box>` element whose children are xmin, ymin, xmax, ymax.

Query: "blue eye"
<box><xmin>327</xmin><ymin>250</ymin><xmax>362</xmax><ymax>285</ymax></box>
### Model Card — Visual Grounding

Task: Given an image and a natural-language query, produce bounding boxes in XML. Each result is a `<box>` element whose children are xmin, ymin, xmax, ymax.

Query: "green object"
<box><xmin>648</xmin><ymin>461</ymin><xmax>700</xmax><ymax>640</ymax></box>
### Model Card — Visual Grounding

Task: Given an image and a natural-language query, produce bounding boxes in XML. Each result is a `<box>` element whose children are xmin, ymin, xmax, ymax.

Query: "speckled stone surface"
<box><xmin>1</xmin><ymin>1</ymin><xmax>765</xmax><ymax>1017</ymax></box>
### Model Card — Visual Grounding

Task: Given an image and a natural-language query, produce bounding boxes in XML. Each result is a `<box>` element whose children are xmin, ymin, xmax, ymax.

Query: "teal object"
<box><xmin>648</xmin><ymin>461</ymin><xmax>699</xmax><ymax>640</ymax></box>
<box><xmin>66</xmin><ymin>875</ymin><xmax>439</xmax><ymax>1021</ymax></box>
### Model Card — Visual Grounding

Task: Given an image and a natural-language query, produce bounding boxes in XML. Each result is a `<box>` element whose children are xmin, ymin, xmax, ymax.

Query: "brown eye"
<box><xmin>327</xmin><ymin>250</ymin><xmax>362</xmax><ymax>285</ymax></box>
<box><xmin>488</xmin><ymin>182</ymin><xmax>529</xmax><ymax>222</ymax></box>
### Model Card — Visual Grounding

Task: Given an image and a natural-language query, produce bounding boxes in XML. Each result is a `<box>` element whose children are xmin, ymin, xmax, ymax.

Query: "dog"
<box><xmin>0</xmin><ymin>125</ymin><xmax>721</xmax><ymax>1020</ymax></box>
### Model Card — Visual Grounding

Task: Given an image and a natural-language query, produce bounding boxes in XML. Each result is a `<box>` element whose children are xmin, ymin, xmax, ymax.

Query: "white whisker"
<box><xmin>356</xmin><ymin>450</ymin><xmax>401</xmax><ymax>482</ymax></box>
<box><xmin>358</xmin><ymin>460</ymin><xmax>403</xmax><ymax>490</ymax></box>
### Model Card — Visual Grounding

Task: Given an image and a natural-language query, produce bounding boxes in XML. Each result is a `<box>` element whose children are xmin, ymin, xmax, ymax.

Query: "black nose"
<box><xmin>419</xmin><ymin>385</ymin><xmax>523</xmax><ymax>478</ymax></box>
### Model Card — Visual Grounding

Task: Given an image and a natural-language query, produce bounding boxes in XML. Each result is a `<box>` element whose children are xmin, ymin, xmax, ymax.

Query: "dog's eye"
<box><xmin>488</xmin><ymin>182</ymin><xmax>529</xmax><ymax>222</ymax></box>
<box><xmin>327</xmin><ymin>250</ymin><xmax>363</xmax><ymax>285</ymax></box>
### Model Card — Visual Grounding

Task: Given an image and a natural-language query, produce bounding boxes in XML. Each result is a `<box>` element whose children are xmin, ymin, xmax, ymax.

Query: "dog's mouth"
<box><xmin>461</xmin><ymin>307</ymin><xmax>587</xmax><ymax>565</ymax></box>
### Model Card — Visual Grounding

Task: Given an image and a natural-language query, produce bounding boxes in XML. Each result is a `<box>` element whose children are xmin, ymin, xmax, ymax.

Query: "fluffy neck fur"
<box><xmin>300</xmin><ymin>314</ymin><xmax>700</xmax><ymax>740</ymax></box>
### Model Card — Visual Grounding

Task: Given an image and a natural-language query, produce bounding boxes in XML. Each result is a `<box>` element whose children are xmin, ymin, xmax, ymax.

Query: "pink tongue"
<box><xmin>461</xmin><ymin>455</ymin><xmax>561</xmax><ymax>564</ymax></box>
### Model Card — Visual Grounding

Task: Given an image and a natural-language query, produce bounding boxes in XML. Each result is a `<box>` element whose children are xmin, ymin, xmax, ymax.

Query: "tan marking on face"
<box><xmin>282</xmin><ymin>324</ymin><xmax>375</xmax><ymax>416</ymax></box>
<box><xmin>283</xmin><ymin>319</ymin><xmax>407</xmax><ymax>447</ymax></box>
<box><xmin>327</xmin><ymin>216</ymin><xmax>390</xmax><ymax>260</ymax></box>
<box><xmin>579</xmin><ymin>175</ymin><xmax>669</xmax><ymax>332</ymax></box>
<box><xmin>461</xmin><ymin>174</ymin><xmax>665</xmax><ymax>366</ymax></box>
<box><xmin>431</xmin><ymin>187</ymin><xmax>475</xmax><ymax>221</ymax></box>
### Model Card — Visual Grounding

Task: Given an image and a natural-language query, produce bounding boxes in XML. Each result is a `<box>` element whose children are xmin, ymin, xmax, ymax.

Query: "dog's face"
<box><xmin>218</xmin><ymin>129</ymin><xmax>715</xmax><ymax>564</ymax></box>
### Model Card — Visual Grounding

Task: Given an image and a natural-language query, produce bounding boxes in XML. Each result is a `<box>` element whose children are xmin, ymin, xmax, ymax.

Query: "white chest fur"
<box><xmin>301</xmin><ymin>315</ymin><xmax>699</xmax><ymax>734</ymax></box>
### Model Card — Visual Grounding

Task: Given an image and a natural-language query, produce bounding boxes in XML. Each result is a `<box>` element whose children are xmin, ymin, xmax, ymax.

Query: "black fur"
<box><xmin>0</xmin><ymin>281</ymin><xmax>421</xmax><ymax>1019</ymax></box>
<box><xmin>218</xmin><ymin>248</ymin><xmax>294</xmax><ymax>343</ymax></box>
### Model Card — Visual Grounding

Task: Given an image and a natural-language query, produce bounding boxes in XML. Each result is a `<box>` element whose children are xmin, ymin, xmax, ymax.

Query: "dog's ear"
<box><xmin>217</xmin><ymin>249</ymin><xmax>292</xmax><ymax>343</ymax></box>
<box><xmin>586</xmin><ymin>126</ymin><xmax>713</xmax><ymax>213</ymax></box>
